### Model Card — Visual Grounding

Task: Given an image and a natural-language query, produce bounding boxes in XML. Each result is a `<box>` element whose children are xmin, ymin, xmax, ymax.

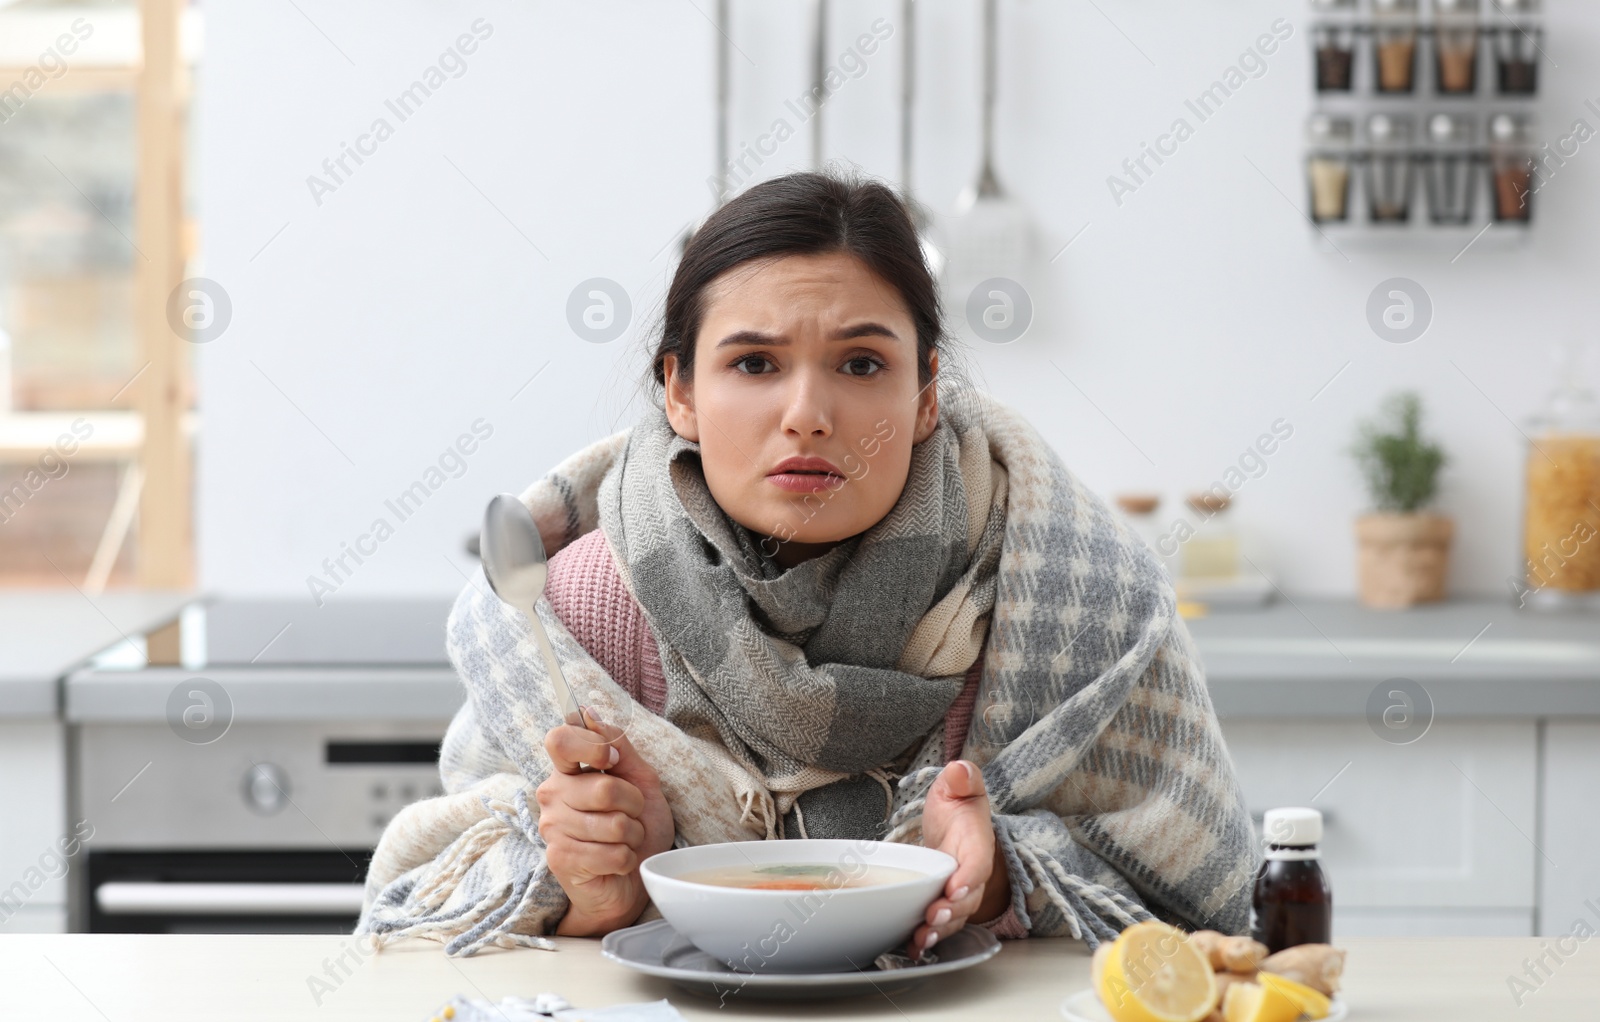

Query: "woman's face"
<box><xmin>663</xmin><ymin>249</ymin><xmax>940</xmax><ymax>570</ymax></box>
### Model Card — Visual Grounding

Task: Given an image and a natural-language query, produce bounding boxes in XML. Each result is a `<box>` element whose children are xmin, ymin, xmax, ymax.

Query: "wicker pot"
<box><xmin>1355</xmin><ymin>512</ymin><xmax>1454</xmax><ymax>608</ymax></box>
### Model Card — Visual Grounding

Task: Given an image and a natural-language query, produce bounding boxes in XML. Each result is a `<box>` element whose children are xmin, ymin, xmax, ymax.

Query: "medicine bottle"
<box><xmin>1251</xmin><ymin>807</ymin><xmax>1332</xmax><ymax>955</ymax></box>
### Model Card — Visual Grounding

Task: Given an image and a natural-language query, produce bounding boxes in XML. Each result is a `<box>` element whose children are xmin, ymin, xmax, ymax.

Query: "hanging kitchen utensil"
<box><xmin>901</xmin><ymin>0</ymin><xmax>945</xmax><ymax>280</ymax></box>
<box><xmin>813</xmin><ymin>0</ymin><xmax>827</xmax><ymax>169</ymax></box>
<box><xmin>679</xmin><ymin>0</ymin><xmax>731</xmax><ymax>256</ymax></box>
<box><xmin>943</xmin><ymin>0</ymin><xmax>1032</xmax><ymax>321</ymax></box>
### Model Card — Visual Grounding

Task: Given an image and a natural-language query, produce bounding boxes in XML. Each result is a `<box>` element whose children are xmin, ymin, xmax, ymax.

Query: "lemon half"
<box><xmin>1095</xmin><ymin>921</ymin><xmax>1218</xmax><ymax>1022</ymax></box>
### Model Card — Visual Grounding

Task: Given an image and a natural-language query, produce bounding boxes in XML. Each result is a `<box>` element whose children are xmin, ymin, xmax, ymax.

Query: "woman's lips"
<box><xmin>766</xmin><ymin>471</ymin><xmax>846</xmax><ymax>493</ymax></box>
<box><xmin>766</xmin><ymin>455</ymin><xmax>845</xmax><ymax>492</ymax></box>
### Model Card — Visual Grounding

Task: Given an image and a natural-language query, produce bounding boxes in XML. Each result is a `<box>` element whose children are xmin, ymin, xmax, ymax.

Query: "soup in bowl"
<box><xmin>639</xmin><ymin>838</ymin><xmax>956</xmax><ymax>974</ymax></box>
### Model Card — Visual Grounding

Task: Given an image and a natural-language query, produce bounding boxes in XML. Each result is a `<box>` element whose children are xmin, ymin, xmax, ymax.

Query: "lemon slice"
<box><xmin>1095</xmin><ymin>921</ymin><xmax>1217</xmax><ymax>1022</ymax></box>
<box><xmin>1259</xmin><ymin>971</ymin><xmax>1333</xmax><ymax>1020</ymax></box>
<box><xmin>1222</xmin><ymin>980</ymin><xmax>1304</xmax><ymax>1022</ymax></box>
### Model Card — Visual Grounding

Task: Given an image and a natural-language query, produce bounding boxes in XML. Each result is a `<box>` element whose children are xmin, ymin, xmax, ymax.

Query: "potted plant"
<box><xmin>1349</xmin><ymin>391</ymin><xmax>1452</xmax><ymax>608</ymax></box>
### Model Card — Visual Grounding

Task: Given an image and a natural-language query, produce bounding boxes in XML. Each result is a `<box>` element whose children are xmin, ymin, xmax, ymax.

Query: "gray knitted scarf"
<box><xmin>603</xmin><ymin>391</ymin><xmax>1002</xmax><ymax>841</ymax></box>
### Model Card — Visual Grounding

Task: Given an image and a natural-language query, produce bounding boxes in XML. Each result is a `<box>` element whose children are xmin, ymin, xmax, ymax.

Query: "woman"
<box><xmin>357</xmin><ymin>170</ymin><xmax>1257</xmax><ymax>958</ymax></box>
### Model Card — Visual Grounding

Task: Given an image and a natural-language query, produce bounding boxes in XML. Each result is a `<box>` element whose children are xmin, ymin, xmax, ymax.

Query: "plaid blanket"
<box><xmin>356</xmin><ymin>385</ymin><xmax>1258</xmax><ymax>955</ymax></box>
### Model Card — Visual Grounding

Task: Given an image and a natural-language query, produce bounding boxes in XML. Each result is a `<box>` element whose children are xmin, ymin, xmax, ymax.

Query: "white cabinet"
<box><xmin>1538</xmin><ymin>720</ymin><xmax>1600</xmax><ymax>939</ymax></box>
<box><xmin>0</xmin><ymin>721</ymin><xmax>68</xmax><ymax>933</ymax></box>
<box><xmin>1222</xmin><ymin>719</ymin><xmax>1538</xmax><ymax>937</ymax></box>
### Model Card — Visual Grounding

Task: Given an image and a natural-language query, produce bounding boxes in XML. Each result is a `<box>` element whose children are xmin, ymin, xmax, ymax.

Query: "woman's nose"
<box><xmin>778</xmin><ymin>367</ymin><xmax>834</xmax><ymax>438</ymax></box>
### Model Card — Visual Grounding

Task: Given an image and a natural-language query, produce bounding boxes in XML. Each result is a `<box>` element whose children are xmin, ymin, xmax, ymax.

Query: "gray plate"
<box><xmin>599</xmin><ymin>918</ymin><xmax>1002</xmax><ymax>1002</ymax></box>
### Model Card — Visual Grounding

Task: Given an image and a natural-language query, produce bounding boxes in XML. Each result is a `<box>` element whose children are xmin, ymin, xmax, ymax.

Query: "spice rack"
<box><xmin>1304</xmin><ymin>0</ymin><xmax>1541</xmax><ymax>242</ymax></box>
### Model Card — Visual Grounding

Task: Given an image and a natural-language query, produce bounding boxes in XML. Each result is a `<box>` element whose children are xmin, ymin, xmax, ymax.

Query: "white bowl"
<box><xmin>639</xmin><ymin>838</ymin><xmax>956</xmax><ymax>974</ymax></box>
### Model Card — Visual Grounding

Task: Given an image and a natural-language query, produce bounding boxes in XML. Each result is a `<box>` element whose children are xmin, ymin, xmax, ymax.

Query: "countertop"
<box><xmin>1187</xmin><ymin>597</ymin><xmax>1600</xmax><ymax>718</ymax></box>
<box><xmin>1</xmin><ymin>933</ymin><xmax>1591</xmax><ymax>1021</ymax></box>
<box><xmin>0</xmin><ymin>589</ymin><xmax>196</xmax><ymax>717</ymax></box>
<box><xmin>45</xmin><ymin>594</ymin><xmax>1600</xmax><ymax>723</ymax></box>
<box><xmin>63</xmin><ymin>596</ymin><xmax>463</xmax><ymax>723</ymax></box>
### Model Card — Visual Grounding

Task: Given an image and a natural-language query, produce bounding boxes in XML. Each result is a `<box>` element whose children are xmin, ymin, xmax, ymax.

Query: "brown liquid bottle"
<box><xmin>1251</xmin><ymin>807</ymin><xmax>1332</xmax><ymax>954</ymax></box>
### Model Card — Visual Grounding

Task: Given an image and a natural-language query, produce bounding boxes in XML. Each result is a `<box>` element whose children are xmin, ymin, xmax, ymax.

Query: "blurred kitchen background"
<box><xmin>3</xmin><ymin>0</ymin><xmax>1599</xmax><ymax>944</ymax></box>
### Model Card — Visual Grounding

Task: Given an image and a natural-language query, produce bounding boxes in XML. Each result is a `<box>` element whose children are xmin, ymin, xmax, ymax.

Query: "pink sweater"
<box><xmin>544</xmin><ymin>528</ymin><xmax>1027</xmax><ymax>939</ymax></box>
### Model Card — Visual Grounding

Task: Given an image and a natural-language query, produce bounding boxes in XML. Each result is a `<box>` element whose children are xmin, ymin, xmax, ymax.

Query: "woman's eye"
<box><xmin>844</xmin><ymin>356</ymin><xmax>886</xmax><ymax>377</ymax></box>
<box><xmin>732</xmin><ymin>354</ymin><xmax>773</xmax><ymax>375</ymax></box>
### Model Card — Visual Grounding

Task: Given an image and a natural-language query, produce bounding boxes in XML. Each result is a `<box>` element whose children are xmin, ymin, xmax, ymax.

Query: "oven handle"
<box><xmin>95</xmin><ymin>882</ymin><xmax>366</xmax><ymax>916</ymax></box>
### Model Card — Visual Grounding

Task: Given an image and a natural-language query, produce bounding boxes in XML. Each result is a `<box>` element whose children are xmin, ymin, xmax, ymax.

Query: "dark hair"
<box><xmin>649</xmin><ymin>170</ymin><xmax>950</xmax><ymax>396</ymax></box>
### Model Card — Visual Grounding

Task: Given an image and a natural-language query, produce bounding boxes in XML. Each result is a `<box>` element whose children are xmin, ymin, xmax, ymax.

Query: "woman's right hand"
<box><xmin>536</xmin><ymin>714</ymin><xmax>675</xmax><ymax>936</ymax></box>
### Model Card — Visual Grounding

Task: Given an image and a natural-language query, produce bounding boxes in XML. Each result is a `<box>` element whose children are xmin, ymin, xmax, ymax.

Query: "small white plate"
<box><xmin>600</xmin><ymin>918</ymin><xmax>1001</xmax><ymax>1002</ymax></box>
<box><xmin>1059</xmin><ymin>987</ymin><xmax>1348</xmax><ymax>1021</ymax></box>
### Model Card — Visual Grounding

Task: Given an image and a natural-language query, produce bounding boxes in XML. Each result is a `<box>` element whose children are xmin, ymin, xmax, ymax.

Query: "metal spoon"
<box><xmin>480</xmin><ymin>494</ymin><xmax>602</xmax><ymax>764</ymax></box>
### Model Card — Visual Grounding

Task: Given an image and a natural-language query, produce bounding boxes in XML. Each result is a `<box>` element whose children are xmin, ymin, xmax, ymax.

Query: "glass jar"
<box><xmin>1490</xmin><ymin>113</ymin><xmax>1536</xmax><ymax>222</ymax></box>
<box><xmin>1433</xmin><ymin>0</ymin><xmax>1481</xmax><ymax>94</ymax></box>
<box><xmin>1520</xmin><ymin>345</ymin><xmax>1600</xmax><ymax>611</ymax></box>
<box><xmin>1114</xmin><ymin>493</ymin><xmax>1162</xmax><ymax>548</ymax></box>
<box><xmin>1492</xmin><ymin>0</ymin><xmax>1541</xmax><ymax>95</ymax></box>
<box><xmin>1306</xmin><ymin>114</ymin><xmax>1354</xmax><ymax>223</ymax></box>
<box><xmin>1365</xmin><ymin>114</ymin><xmax>1417</xmax><ymax>223</ymax></box>
<box><xmin>1182</xmin><ymin>492</ymin><xmax>1239</xmax><ymax>579</ymax></box>
<box><xmin>1373</xmin><ymin>0</ymin><xmax>1420</xmax><ymax>94</ymax></box>
<box><xmin>1311</xmin><ymin>0</ymin><xmax>1358</xmax><ymax>92</ymax></box>
<box><xmin>1115</xmin><ymin>493</ymin><xmax>1175</xmax><ymax>578</ymax></box>
<box><xmin>1424</xmin><ymin>113</ymin><xmax>1478</xmax><ymax>224</ymax></box>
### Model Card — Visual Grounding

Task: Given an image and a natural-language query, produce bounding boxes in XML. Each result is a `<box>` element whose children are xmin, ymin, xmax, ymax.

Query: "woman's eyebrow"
<box><xmin>715</xmin><ymin>323</ymin><xmax>900</xmax><ymax>348</ymax></box>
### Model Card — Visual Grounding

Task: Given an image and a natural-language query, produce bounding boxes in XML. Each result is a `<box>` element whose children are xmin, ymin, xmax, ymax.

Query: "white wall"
<box><xmin>197</xmin><ymin>0</ymin><xmax>1600</xmax><ymax>600</ymax></box>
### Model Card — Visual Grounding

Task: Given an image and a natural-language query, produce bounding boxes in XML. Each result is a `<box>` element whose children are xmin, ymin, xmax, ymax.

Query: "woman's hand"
<box><xmin>911</xmin><ymin>759</ymin><xmax>1010</xmax><ymax>959</ymax></box>
<box><xmin>536</xmin><ymin>713</ymin><xmax>675</xmax><ymax>937</ymax></box>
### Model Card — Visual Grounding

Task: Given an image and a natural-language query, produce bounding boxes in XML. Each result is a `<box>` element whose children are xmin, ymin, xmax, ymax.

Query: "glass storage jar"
<box><xmin>1433</xmin><ymin>0</ymin><xmax>1481</xmax><ymax>94</ymax></box>
<box><xmin>1312</xmin><ymin>0</ymin><xmax>1358</xmax><ymax>92</ymax></box>
<box><xmin>1373</xmin><ymin>0</ymin><xmax>1420</xmax><ymax>93</ymax></box>
<box><xmin>1306</xmin><ymin>114</ymin><xmax>1354</xmax><ymax>223</ymax></box>
<box><xmin>1490</xmin><ymin>113</ymin><xmax>1536</xmax><ymax>222</ymax></box>
<box><xmin>1182</xmin><ymin>492</ymin><xmax>1239</xmax><ymax>579</ymax></box>
<box><xmin>1365</xmin><ymin>114</ymin><xmax>1417</xmax><ymax>223</ymax></box>
<box><xmin>1492</xmin><ymin>0</ymin><xmax>1542</xmax><ymax>95</ymax></box>
<box><xmin>1520</xmin><ymin>345</ymin><xmax>1600</xmax><ymax>610</ymax></box>
<box><xmin>1424</xmin><ymin>113</ymin><xmax>1478</xmax><ymax>224</ymax></box>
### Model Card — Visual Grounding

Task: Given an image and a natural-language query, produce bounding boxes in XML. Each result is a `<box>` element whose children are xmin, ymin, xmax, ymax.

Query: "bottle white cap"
<box><xmin>1263</xmin><ymin>807</ymin><xmax>1323</xmax><ymax>847</ymax></box>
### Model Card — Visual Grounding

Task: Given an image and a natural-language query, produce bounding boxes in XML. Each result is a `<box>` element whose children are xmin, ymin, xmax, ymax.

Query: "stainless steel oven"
<box><xmin>66</xmin><ymin>598</ymin><xmax>463</xmax><ymax>933</ymax></box>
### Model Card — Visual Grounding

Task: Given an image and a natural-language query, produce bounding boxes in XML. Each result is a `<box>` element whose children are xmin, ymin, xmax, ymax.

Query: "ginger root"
<box><xmin>1189</xmin><ymin>930</ymin><xmax>1225</xmax><ymax>964</ymax></box>
<box><xmin>1260</xmin><ymin>943</ymin><xmax>1346</xmax><ymax>996</ymax></box>
<box><xmin>1187</xmin><ymin>930</ymin><xmax>1268</xmax><ymax>973</ymax></box>
<box><xmin>1213</xmin><ymin>970</ymin><xmax>1252</xmax><ymax>999</ymax></box>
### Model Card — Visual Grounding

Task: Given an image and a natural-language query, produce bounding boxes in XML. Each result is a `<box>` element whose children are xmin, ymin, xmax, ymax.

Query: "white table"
<box><xmin>0</xmin><ymin>933</ymin><xmax>1593</xmax><ymax>1021</ymax></box>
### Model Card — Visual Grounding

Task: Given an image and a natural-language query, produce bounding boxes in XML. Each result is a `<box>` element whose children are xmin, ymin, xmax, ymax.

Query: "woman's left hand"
<box><xmin>912</xmin><ymin>758</ymin><xmax>1010</xmax><ymax>960</ymax></box>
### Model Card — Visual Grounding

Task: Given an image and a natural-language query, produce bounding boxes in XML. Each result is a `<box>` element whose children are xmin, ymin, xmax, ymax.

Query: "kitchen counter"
<box><xmin>0</xmin><ymin>589</ymin><xmax>196</xmax><ymax>717</ymax></box>
<box><xmin>1187</xmin><ymin>597</ymin><xmax>1600</xmax><ymax>718</ymax></box>
<box><xmin>63</xmin><ymin>596</ymin><xmax>463</xmax><ymax>722</ymax></box>
<box><xmin>53</xmin><ymin>595</ymin><xmax>1600</xmax><ymax>722</ymax></box>
<box><xmin>1</xmin><ymin>933</ymin><xmax>1592</xmax><ymax>1020</ymax></box>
